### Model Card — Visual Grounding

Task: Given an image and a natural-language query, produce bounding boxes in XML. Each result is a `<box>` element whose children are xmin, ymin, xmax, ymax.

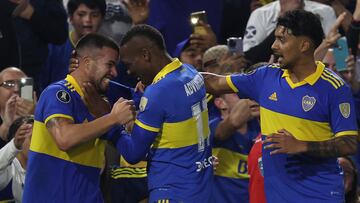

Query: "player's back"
<box><xmin>142</xmin><ymin>63</ymin><xmax>213</xmax><ymax>202</ymax></box>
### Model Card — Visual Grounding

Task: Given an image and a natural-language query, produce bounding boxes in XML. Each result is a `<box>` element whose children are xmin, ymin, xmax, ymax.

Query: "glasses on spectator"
<box><xmin>0</xmin><ymin>80</ymin><xmax>20</xmax><ymax>89</ymax></box>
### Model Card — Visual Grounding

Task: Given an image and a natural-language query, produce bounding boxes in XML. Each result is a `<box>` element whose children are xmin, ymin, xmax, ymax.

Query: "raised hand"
<box><xmin>13</xmin><ymin>123</ymin><xmax>33</xmax><ymax>149</ymax></box>
<box><xmin>229</xmin><ymin>99</ymin><xmax>252</xmax><ymax>129</ymax></box>
<box><xmin>123</xmin><ymin>0</ymin><xmax>149</xmax><ymax>24</ymax></box>
<box><xmin>15</xmin><ymin>96</ymin><xmax>35</xmax><ymax>116</ymax></box>
<box><xmin>4</xmin><ymin>95</ymin><xmax>18</xmax><ymax>127</ymax></box>
<box><xmin>190</xmin><ymin>22</ymin><xmax>217</xmax><ymax>50</ymax></box>
<box><xmin>69</xmin><ymin>50</ymin><xmax>79</xmax><ymax>73</ymax></box>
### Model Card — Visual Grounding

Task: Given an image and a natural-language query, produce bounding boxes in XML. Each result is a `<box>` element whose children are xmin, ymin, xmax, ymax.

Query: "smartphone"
<box><xmin>190</xmin><ymin>11</ymin><xmax>208</xmax><ymax>35</ymax></box>
<box><xmin>333</xmin><ymin>37</ymin><xmax>349</xmax><ymax>72</ymax></box>
<box><xmin>227</xmin><ymin>37</ymin><xmax>243</xmax><ymax>54</ymax></box>
<box><xmin>20</xmin><ymin>77</ymin><xmax>33</xmax><ymax>101</ymax></box>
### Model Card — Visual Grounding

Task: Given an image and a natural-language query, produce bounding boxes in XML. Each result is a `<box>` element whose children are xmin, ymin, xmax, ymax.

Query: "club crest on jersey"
<box><xmin>302</xmin><ymin>95</ymin><xmax>316</xmax><ymax>112</ymax></box>
<box><xmin>139</xmin><ymin>97</ymin><xmax>148</xmax><ymax>112</ymax></box>
<box><xmin>339</xmin><ymin>103</ymin><xmax>350</xmax><ymax>118</ymax></box>
<box><xmin>56</xmin><ymin>90</ymin><xmax>71</xmax><ymax>103</ymax></box>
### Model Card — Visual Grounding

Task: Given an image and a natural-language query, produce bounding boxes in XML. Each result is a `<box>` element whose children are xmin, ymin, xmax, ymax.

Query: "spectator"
<box><xmin>41</xmin><ymin>0</ymin><xmax>106</xmax><ymax>91</ymax></box>
<box><xmin>0</xmin><ymin>116</ymin><xmax>33</xmax><ymax>203</ymax></box>
<box><xmin>10</xmin><ymin>0</ymin><xmax>68</xmax><ymax>93</ymax></box>
<box><xmin>203</xmin><ymin>10</ymin><xmax>358</xmax><ymax>202</ymax></box>
<box><xmin>210</xmin><ymin>95</ymin><xmax>260</xmax><ymax>203</ymax></box>
<box><xmin>0</xmin><ymin>67</ymin><xmax>35</xmax><ymax>149</ymax></box>
<box><xmin>111</xmin><ymin>24</ymin><xmax>213</xmax><ymax>202</ymax></box>
<box><xmin>22</xmin><ymin>33</ymin><xmax>135</xmax><ymax>202</ymax></box>
<box><xmin>243</xmin><ymin>0</ymin><xmax>337</xmax><ymax>64</ymax></box>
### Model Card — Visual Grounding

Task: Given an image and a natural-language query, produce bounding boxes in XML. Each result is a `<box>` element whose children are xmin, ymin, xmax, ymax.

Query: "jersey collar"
<box><xmin>65</xmin><ymin>74</ymin><xmax>84</xmax><ymax>97</ymax></box>
<box><xmin>152</xmin><ymin>58</ymin><xmax>182</xmax><ymax>84</ymax></box>
<box><xmin>281</xmin><ymin>61</ymin><xmax>325</xmax><ymax>88</ymax></box>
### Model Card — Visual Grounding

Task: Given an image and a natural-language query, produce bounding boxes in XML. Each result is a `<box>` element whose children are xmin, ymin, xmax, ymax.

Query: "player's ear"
<box><xmin>300</xmin><ymin>38</ymin><xmax>311</xmax><ymax>53</ymax></box>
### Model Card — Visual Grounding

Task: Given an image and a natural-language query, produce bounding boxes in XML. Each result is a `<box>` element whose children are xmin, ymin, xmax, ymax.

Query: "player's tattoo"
<box><xmin>306</xmin><ymin>135</ymin><xmax>357</xmax><ymax>157</ymax></box>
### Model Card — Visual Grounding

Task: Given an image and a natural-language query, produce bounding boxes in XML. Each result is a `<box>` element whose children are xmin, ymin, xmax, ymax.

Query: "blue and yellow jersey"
<box><xmin>210</xmin><ymin>117</ymin><xmax>259</xmax><ymax>203</ymax></box>
<box><xmin>111</xmin><ymin>156</ymin><xmax>147</xmax><ymax>179</ymax></box>
<box><xmin>23</xmin><ymin>75</ymin><xmax>106</xmax><ymax>203</ymax></box>
<box><xmin>226</xmin><ymin>62</ymin><xmax>358</xmax><ymax>202</ymax></box>
<box><xmin>133</xmin><ymin>59</ymin><xmax>213</xmax><ymax>202</ymax></box>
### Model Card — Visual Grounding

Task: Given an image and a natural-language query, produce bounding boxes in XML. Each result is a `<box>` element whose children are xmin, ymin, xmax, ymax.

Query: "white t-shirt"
<box><xmin>243</xmin><ymin>0</ymin><xmax>337</xmax><ymax>51</ymax></box>
<box><xmin>0</xmin><ymin>139</ymin><xmax>25</xmax><ymax>203</ymax></box>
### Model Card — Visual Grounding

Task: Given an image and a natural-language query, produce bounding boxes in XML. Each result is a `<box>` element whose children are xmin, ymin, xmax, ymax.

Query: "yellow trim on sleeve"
<box><xmin>135</xmin><ymin>119</ymin><xmax>160</xmax><ymax>132</ymax></box>
<box><xmin>225</xmin><ymin>75</ymin><xmax>239</xmax><ymax>92</ymax></box>
<box><xmin>334</xmin><ymin>131</ymin><xmax>358</xmax><ymax>137</ymax></box>
<box><xmin>152</xmin><ymin>58</ymin><xmax>182</xmax><ymax>84</ymax></box>
<box><xmin>44</xmin><ymin>114</ymin><xmax>74</xmax><ymax>125</ymax></box>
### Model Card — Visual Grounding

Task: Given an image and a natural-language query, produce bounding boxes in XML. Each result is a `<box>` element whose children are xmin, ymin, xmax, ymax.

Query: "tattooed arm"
<box><xmin>306</xmin><ymin>135</ymin><xmax>357</xmax><ymax>157</ymax></box>
<box><xmin>263</xmin><ymin>129</ymin><xmax>358</xmax><ymax>157</ymax></box>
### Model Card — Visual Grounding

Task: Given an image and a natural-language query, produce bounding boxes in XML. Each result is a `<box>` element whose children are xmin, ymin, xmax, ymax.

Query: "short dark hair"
<box><xmin>76</xmin><ymin>33</ymin><xmax>119</xmax><ymax>56</ymax></box>
<box><xmin>120</xmin><ymin>24</ymin><xmax>166</xmax><ymax>50</ymax></box>
<box><xmin>67</xmin><ymin>0</ymin><xmax>106</xmax><ymax>17</ymax></box>
<box><xmin>277</xmin><ymin>10</ymin><xmax>324</xmax><ymax>48</ymax></box>
<box><xmin>7</xmin><ymin>116</ymin><xmax>34</xmax><ymax>141</ymax></box>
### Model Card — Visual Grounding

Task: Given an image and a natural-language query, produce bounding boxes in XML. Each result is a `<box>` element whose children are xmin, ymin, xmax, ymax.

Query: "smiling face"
<box><xmin>120</xmin><ymin>37</ymin><xmax>156</xmax><ymax>86</ymax></box>
<box><xmin>87</xmin><ymin>47</ymin><xmax>119</xmax><ymax>93</ymax></box>
<box><xmin>70</xmin><ymin>4</ymin><xmax>103</xmax><ymax>39</ymax></box>
<box><xmin>271</xmin><ymin>26</ymin><xmax>304</xmax><ymax>70</ymax></box>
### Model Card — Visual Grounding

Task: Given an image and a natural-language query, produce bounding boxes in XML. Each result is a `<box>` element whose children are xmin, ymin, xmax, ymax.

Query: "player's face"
<box><xmin>0</xmin><ymin>69</ymin><xmax>26</xmax><ymax>114</ymax></box>
<box><xmin>120</xmin><ymin>44</ymin><xmax>153</xmax><ymax>86</ymax></box>
<box><xmin>70</xmin><ymin>4</ymin><xmax>103</xmax><ymax>38</ymax></box>
<box><xmin>89</xmin><ymin>47</ymin><xmax>118</xmax><ymax>93</ymax></box>
<box><xmin>271</xmin><ymin>26</ymin><xmax>301</xmax><ymax>69</ymax></box>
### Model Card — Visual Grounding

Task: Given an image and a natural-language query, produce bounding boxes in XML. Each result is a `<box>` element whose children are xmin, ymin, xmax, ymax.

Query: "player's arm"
<box><xmin>46</xmin><ymin>99</ymin><xmax>135</xmax><ymax>151</ymax></box>
<box><xmin>201</xmin><ymin>72</ymin><xmax>235</xmax><ymax>95</ymax></box>
<box><xmin>113</xmin><ymin>124</ymin><xmax>158</xmax><ymax>164</ymax></box>
<box><xmin>264</xmin><ymin>129</ymin><xmax>357</xmax><ymax>157</ymax></box>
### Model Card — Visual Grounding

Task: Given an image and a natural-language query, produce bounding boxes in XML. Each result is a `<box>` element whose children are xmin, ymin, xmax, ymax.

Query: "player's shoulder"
<box><xmin>319</xmin><ymin>68</ymin><xmax>348</xmax><ymax>91</ymax></box>
<box><xmin>39</xmin><ymin>81</ymin><xmax>72</xmax><ymax>103</ymax></box>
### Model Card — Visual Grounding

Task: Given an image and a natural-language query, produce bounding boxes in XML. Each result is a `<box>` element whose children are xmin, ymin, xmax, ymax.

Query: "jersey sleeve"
<box><xmin>38</xmin><ymin>85</ymin><xmax>74</xmax><ymax>124</ymax></box>
<box><xmin>226</xmin><ymin>66</ymin><xmax>267</xmax><ymax>101</ymax></box>
<box><xmin>329</xmin><ymin>85</ymin><xmax>358</xmax><ymax>137</ymax></box>
<box><xmin>135</xmin><ymin>86</ymin><xmax>165</xmax><ymax>133</ymax></box>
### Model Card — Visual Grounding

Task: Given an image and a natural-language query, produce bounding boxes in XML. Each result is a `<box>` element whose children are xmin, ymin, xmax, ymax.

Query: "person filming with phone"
<box><xmin>0</xmin><ymin>67</ymin><xmax>36</xmax><ymax>149</ymax></box>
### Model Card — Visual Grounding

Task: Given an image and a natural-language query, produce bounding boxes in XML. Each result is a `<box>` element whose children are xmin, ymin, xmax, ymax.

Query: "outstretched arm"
<box><xmin>201</xmin><ymin>72</ymin><xmax>235</xmax><ymax>96</ymax></box>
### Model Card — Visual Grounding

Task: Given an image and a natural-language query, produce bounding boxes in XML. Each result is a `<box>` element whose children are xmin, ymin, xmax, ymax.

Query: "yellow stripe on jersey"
<box><xmin>44</xmin><ymin>114</ymin><xmax>74</xmax><ymax>125</ymax></box>
<box><xmin>206</xmin><ymin>93</ymin><xmax>213</xmax><ymax>102</ymax></box>
<box><xmin>152</xmin><ymin>58</ymin><xmax>182</xmax><ymax>84</ymax></box>
<box><xmin>226</xmin><ymin>75</ymin><xmax>239</xmax><ymax>92</ymax></box>
<box><xmin>120</xmin><ymin>156</ymin><xmax>147</xmax><ymax>168</ymax></box>
<box><xmin>261</xmin><ymin>106</ymin><xmax>335</xmax><ymax>141</ymax></box>
<box><xmin>65</xmin><ymin>74</ymin><xmax>84</xmax><ymax>97</ymax></box>
<box><xmin>320</xmin><ymin>75</ymin><xmax>339</xmax><ymax>89</ymax></box>
<box><xmin>30</xmin><ymin>120</ymin><xmax>106</xmax><ymax>168</ymax></box>
<box><xmin>335</xmin><ymin>131</ymin><xmax>358</xmax><ymax>137</ymax></box>
<box><xmin>282</xmin><ymin>61</ymin><xmax>325</xmax><ymax>88</ymax></box>
<box><xmin>324</xmin><ymin>69</ymin><xmax>344</xmax><ymax>85</ymax></box>
<box><xmin>212</xmin><ymin>148</ymin><xmax>249</xmax><ymax>179</ymax></box>
<box><xmin>111</xmin><ymin>167</ymin><xmax>147</xmax><ymax>179</ymax></box>
<box><xmin>153</xmin><ymin>110</ymin><xmax>210</xmax><ymax>148</ymax></box>
<box><xmin>135</xmin><ymin>119</ymin><xmax>160</xmax><ymax>132</ymax></box>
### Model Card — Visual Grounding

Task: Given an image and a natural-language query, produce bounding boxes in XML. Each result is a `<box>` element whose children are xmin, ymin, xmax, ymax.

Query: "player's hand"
<box><xmin>345</xmin><ymin>54</ymin><xmax>355</xmax><ymax>70</ymax></box>
<box><xmin>135</xmin><ymin>81</ymin><xmax>145</xmax><ymax>93</ymax></box>
<box><xmin>229</xmin><ymin>99</ymin><xmax>252</xmax><ymax>129</ymax></box>
<box><xmin>111</xmin><ymin>98</ymin><xmax>136</xmax><ymax>125</ymax></box>
<box><xmin>13</xmin><ymin>123</ymin><xmax>32</xmax><ymax>150</ymax></box>
<box><xmin>69</xmin><ymin>50</ymin><xmax>79</xmax><ymax>73</ymax></box>
<box><xmin>123</xmin><ymin>0</ymin><xmax>149</xmax><ymax>24</ymax></box>
<box><xmin>263</xmin><ymin>129</ymin><xmax>307</xmax><ymax>155</ymax></box>
<box><xmin>82</xmin><ymin>82</ymin><xmax>111</xmax><ymax>118</ymax></box>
